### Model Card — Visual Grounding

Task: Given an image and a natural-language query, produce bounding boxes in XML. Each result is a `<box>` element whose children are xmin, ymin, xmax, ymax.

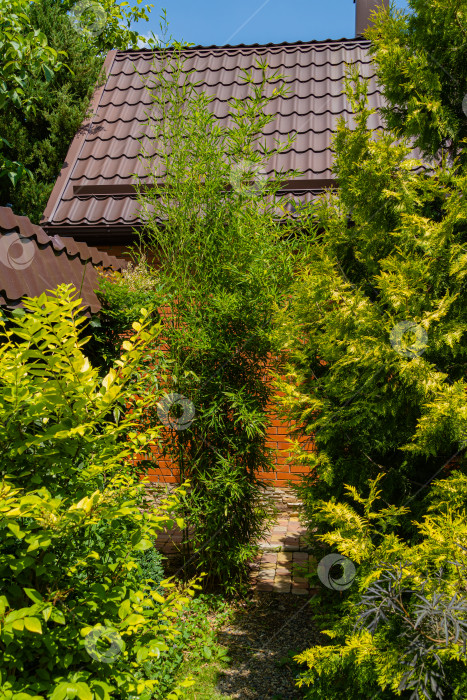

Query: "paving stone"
<box><xmin>278</xmin><ymin>560</ymin><xmax>292</xmax><ymax>570</ymax></box>
<box><xmin>291</xmin><ymin>587</ymin><xmax>309</xmax><ymax>595</ymax></box>
<box><xmin>257</xmin><ymin>582</ymin><xmax>273</xmax><ymax>591</ymax></box>
<box><xmin>284</xmin><ymin>535</ymin><xmax>299</xmax><ymax>543</ymax></box>
<box><xmin>273</xmin><ymin>582</ymin><xmax>291</xmax><ymax>593</ymax></box>
<box><xmin>262</xmin><ymin>562</ymin><xmax>276</xmax><ymax>569</ymax></box>
<box><xmin>275</xmin><ymin>567</ymin><xmax>292</xmax><ymax>576</ymax></box>
<box><xmin>261</xmin><ymin>553</ymin><xmax>278</xmax><ymax>564</ymax></box>
<box><xmin>257</xmin><ymin>573</ymin><xmax>275</xmax><ymax>582</ymax></box>
<box><xmin>274</xmin><ymin>573</ymin><xmax>292</xmax><ymax>581</ymax></box>
<box><xmin>283</xmin><ymin>544</ymin><xmax>300</xmax><ymax>552</ymax></box>
<box><xmin>277</xmin><ymin>552</ymin><xmax>293</xmax><ymax>563</ymax></box>
<box><xmin>272</xmin><ymin>526</ymin><xmax>287</xmax><ymax>533</ymax></box>
<box><xmin>258</xmin><ymin>567</ymin><xmax>276</xmax><ymax>576</ymax></box>
<box><xmin>293</xmin><ymin>576</ymin><xmax>309</xmax><ymax>584</ymax></box>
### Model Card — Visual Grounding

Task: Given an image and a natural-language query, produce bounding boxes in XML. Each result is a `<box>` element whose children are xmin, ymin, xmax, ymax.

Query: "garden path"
<box><xmin>157</xmin><ymin>513</ymin><xmax>316</xmax><ymax>595</ymax></box>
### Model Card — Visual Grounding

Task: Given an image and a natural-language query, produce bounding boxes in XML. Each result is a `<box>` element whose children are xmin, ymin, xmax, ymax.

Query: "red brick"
<box><xmin>277</xmin><ymin>440</ymin><xmax>292</xmax><ymax>449</ymax></box>
<box><xmin>285</xmin><ymin>473</ymin><xmax>302</xmax><ymax>482</ymax></box>
<box><xmin>274</xmin><ymin>479</ymin><xmax>294</xmax><ymax>488</ymax></box>
<box><xmin>257</xmin><ymin>471</ymin><xmax>277</xmax><ymax>479</ymax></box>
<box><xmin>290</xmin><ymin>464</ymin><xmax>311</xmax><ymax>474</ymax></box>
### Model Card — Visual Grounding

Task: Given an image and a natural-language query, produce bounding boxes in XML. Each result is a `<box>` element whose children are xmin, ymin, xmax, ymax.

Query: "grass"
<box><xmin>181</xmin><ymin>659</ymin><xmax>232</xmax><ymax>700</ymax></box>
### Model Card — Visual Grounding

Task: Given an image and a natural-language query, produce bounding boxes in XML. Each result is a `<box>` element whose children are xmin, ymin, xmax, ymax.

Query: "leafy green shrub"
<box><xmin>134</xmin><ymin>40</ymin><xmax>312</xmax><ymax>594</ymax></box>
<box><xmin>0</xmin><ymin>0</ymin><xmax>158</xmax><ymax>219</ymax></box>
<box><xmin>296</xmin><ymin>472</ymin><xmax>467</xmax><ymax>699</ymax></box>
<box><xmin>88</xmin><ymin>259</ymin><xmax>162</xmax><ymax>370</ymax></box>
<box><xmin>135</xmin><ymin>548</ymin><xmax>166</xmax><ymax>592</ymax></box>
<box><xmin>0</xmin><ymin>285</ymin><xmax>198</xmax><ymax>700</ymax></box>
<box><xmin>367</xmin><ymin>0</ymin><xmax>467</xmax><ymax>161</ymax></box>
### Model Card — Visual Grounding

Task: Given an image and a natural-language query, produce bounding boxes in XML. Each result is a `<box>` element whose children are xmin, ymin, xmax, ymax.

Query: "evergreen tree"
<box><xmin>367</xmin><ymin>0</ymin><xmax>467</xmax><ymax>160</ymax></box>
<box><xmin>276</xmin><ymin>70</ymin><xmax>467</xmax><ymax>513</ymax></box>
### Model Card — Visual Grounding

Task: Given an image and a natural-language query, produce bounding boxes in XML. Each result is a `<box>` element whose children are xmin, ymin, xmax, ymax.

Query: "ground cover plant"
<box><xmin>0</xmin><ymin>285</ymin><xmax>200</xmax><ymax>700</ymax></box>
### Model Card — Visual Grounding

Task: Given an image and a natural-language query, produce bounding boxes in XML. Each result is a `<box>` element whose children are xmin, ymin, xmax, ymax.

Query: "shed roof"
<box><xmin>0</xmin><ymin>207</ymin><xmax>127</xmax><ymax>312</ymax></box>
<box><xmin>41</xmin><ymin>37</ymin><xmax>385</xmax><ymax>244</ymax></box>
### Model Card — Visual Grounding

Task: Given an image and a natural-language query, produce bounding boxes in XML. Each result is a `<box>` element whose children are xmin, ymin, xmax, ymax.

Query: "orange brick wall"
<box><xmin>144</xmin><ymin>417</ymin><xmax>313</xmax><ymax>488</ymax></box>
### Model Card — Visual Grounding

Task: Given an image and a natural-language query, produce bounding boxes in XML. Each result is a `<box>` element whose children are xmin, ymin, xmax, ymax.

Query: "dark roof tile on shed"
<box><xmin>41</xmin><ymin>38</ymin><xmax>385</xmax><ymax>242</ymax></box>
<box><xmin>0</xmin><ymin>207</ymin><xmax>127</xmax><ymax>312</ymax></box>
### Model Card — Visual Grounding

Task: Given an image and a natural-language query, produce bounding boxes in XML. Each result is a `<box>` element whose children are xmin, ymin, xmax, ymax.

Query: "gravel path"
<box><xmin>215</xmin><ymin>592</ymin><xmax>324</xmax><ymax>699</ymax></box>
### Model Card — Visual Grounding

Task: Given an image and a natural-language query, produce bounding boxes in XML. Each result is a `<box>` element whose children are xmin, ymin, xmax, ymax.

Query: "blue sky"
<box><xmin>133</xmin><ymin>0</ymin><xmax>411</xmax><ymax>48</ymax></box>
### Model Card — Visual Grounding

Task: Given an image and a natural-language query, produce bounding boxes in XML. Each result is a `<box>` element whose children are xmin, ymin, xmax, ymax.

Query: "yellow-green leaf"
<box><xmin>24</xmin><ymin>617</ymin><xmax>42</xmax><ymax>634</ymax></box>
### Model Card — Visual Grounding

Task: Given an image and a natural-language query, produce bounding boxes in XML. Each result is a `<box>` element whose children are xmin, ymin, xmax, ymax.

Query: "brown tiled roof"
<box><xmin>0</xmin><ymin>207</ymin><xmax>127</xmax><ymax>312</ymax></box>
<box><xmin>41</xmin><ymin>38</ymin><xmax>385</xmax><ymax>243</ymax></box>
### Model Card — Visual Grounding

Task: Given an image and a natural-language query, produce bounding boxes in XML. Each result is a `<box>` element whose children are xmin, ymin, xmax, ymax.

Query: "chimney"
<box><xmin>354</xmin><ymin>0</ymin><xmax>388</xmax><ymax>37</ymax></box>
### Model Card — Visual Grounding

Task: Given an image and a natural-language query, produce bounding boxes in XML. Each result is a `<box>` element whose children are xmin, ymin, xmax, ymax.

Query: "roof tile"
<box><xmin>42</xmin><ymin>38</ymin><xmax>384</xmax><ymax>236</ymax></box>
<box><xmin>0</xmin><ymin>208</ymin><xmax>127</xmax><ymax>311</ymax></box>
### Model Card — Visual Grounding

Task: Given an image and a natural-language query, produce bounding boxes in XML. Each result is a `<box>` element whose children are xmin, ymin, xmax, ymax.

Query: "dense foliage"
<box><xmin>367</xmin><ymin>0</ymin><xmax>467</xmax><ymax>160</ymax></box>
<box><xmin>0</xmin><ymin>286</ymin><xmax>199</xmax><ymax>700</ymax></box>
<box><xmin>129</xmin><ymin>42</ymin><xmax>312</xmax><ymax>594</ymax></box>
<box><xmin>279</xmin><ymin>3</ymin><xmax>467</xmax><ymax>696</ymax></box>
<box><xmin>0</xmin><ymin>0</ymin><xmax>66</xmax><ymax>187</ymax></box>
<box><xmin>276</xmin><ymin>70</ymin><xmax>467</xmax><ymax>512</ymax></box>
<box><xmin>297</xmin><ymin>472</ymin><xmax>467</xmax><ymax>699</ymax></box>
<box><xmin>89</xmin><ymin>259</ymin><xmax>163</xmax><ymax>371</ymax></box>
<box><xmin>0</xmin><ymin>0</ymin><xmax>158</xmax><ymax>220</ymax></box>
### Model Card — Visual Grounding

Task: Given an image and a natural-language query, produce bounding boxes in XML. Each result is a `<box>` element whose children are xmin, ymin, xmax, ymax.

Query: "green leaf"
<box><xmin>75</xmin><ymin>683</ymin><xmax>92</xmax><ymax>700</ymax></box>
<box><xmin>42</xmin><ymin>63</ymin><xmax>54</xmax><ymax>82</ymax></box>
<box><xmin>50</xmin><ymin>683</ymin><xmax>72</xmax><ymax>700</ymax></box>
<box><xmin>50</xmin><ymin>608</ymin><xmax>65</xmax><ymax>625</ymax></box>
<box><xmin>7</xmin><ymin>521</ymin><xmax>24</xmax><ymax>539</ymax></box>
<box><xmin>42</xmin><ymin>606</ymin><xmax>52</xmax><ymax>622</ymax></box>
<box><xmin>24</xmin><ymin>617</ymin><xmax>42</xmax><ymax>634</ymax></box>
<box><xmin>136</xmin><ymin>646</ymin><xmax>149</xmax><ymax>662</ymax></box>
<box><xmin>118</xmin><ymin>599</ymin><xmax>131</xmax><ymax>620</ymax></box>
<box><xmin>202</xmin><ymin>645</ymin><xmax>212</xmax><ymax>660</ymax></box>
<box><xmin>24</xmin><ymin>588</ymin><xmax>43</xmax><ymax>604</ymax></box>
<box><xmin>121</xmin><ymin>613</ymin><xmax>145</xmax><ymax>627</ymax></box>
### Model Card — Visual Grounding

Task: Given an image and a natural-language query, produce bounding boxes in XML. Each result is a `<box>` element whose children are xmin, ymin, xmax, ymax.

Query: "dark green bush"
<box><xmin>135</xmin><ymin>548</ymin><xmax>166</xmax><ymax>591</ymax></box>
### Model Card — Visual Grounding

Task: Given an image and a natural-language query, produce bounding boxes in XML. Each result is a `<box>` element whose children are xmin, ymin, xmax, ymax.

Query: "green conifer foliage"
<box><xmin>367</xmin><ymin>0</ymin><xmax>467</xmax><ymax>160</ymax></box>
<box><xmin>276</xmin><ymin>70</ymin><xmax>467</xmax><ymax>511</ymax></box>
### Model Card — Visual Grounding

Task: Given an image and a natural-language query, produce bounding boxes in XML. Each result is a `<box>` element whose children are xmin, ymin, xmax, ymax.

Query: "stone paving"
<box><xmin>156</xmin><ymin>514</ymin><xmax>316</xmax><ymax>595</ymax></box>
<box><xmin>248</xmin><ymin>516</ymin><xmax>316</xmax><ymax>595</ymax></box>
